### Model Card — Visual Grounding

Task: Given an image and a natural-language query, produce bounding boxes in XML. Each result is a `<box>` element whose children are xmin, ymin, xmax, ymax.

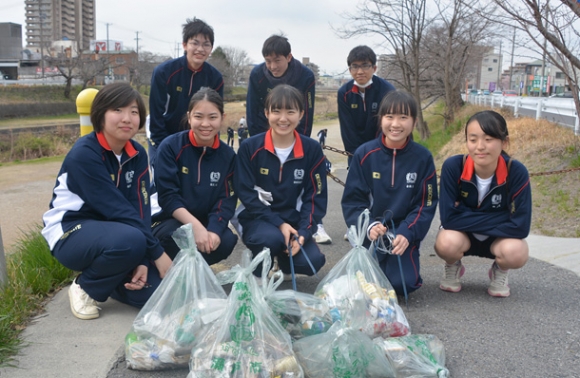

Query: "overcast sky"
<box><xmin>0</xmin><ymin>0</ymin><xmax>392</xmax><ymax>76</ymax></box>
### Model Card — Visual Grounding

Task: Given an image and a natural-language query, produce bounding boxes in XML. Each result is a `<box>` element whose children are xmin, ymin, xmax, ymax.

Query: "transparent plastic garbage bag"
<box><xmin>125</xmin><ymin>223</ymin><xmax>227</xmax><ymax>370</ymax></box>
<box><xmin>187</xmin><ymin>249</ymin><xmax>304</xmax><ymax>378</ymax></box>
<box><xmin>314</xmin><ymin>209</ymin><xmax>410</xmax><ymax>338</ymax></box>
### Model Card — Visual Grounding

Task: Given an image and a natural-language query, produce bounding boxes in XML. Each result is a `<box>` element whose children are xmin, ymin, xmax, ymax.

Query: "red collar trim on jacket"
<box><xmin>96</xmin><ymin>132</ymin><xmax>137</xmax><ymax>157</ymax></box>
<box><xmin>381</xmin><ymin>135</ymin><xmax>410</xmax><ymax>150</ymax></box>
<box><xmin>461</xmin><ymin>155</ymin><xmax>508</xmax><ymax>184</ymax></box>
<box><xmin>188</xmin><ymin>130</ymin><xmax>220</xmax><ymax>149</ymax></box>
<box><xmin>187</xmin><ymin>60</ymin><xmax>203</xmax><ymax>73</ymax></box>
<box><xmin>264</xmin><ymin>129</ymin><xmax>304</xmax><ymax>158</ymax></box>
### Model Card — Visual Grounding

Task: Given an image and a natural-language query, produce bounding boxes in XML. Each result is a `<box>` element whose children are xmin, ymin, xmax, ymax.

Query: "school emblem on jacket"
<box><xmin>210</xmin><ymin>172</ymin><xmax>220</xmax><ymax>187</ymax></box>
<box><xmin>491</xmin><ymin>194</ymin><xmax>502</xmax><ymax>208</ymax></box>
<box><xmin>125</xmin><ymin>170</ymin><xmax>134</xmax><ymax>188</ymax></box>
<box><xmin>406</xmin><ymin>172</ymin><xmax>417</xmax><ymax>188</ymax></box>
<box><xmin>372</xmin><ymin>102</ymin><xmax>378</xmax><ymax>112</ymax></box>
<box><xmin>294</xmin><ymin>169</ymin><xmax>304</xmax><ymax>184</ymax></box>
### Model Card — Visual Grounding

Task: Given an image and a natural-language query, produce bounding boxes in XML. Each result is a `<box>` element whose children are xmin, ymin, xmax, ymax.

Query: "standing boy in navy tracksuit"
<box><xmin>235</xmin><ymin>85</ymin><xmax>327</xmax><ymax>277</ymax></box>
<box><xmin>341</xmin><ymin>91</ymin><xmax>438</xmax><ymax>295</ymax></box>
<box><xmin>246</xmin><ymin>34</ymin><xmax>315</xmax><ymax>138</ymax></box>
<box><xmin>148</xmin><ymin>18</ymin><xmax>224</xmax><ymax>168</ymax></box>
<box><xmin>338</xmin><ymin>45</ymin><xmax>396</xmax><ymax>166</ymax></box>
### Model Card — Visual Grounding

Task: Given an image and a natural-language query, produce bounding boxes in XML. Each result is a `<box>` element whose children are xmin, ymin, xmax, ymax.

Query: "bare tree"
<box><xmin>423</xmin><ymin>0</ymin><xmax>498</xmax><ymax>129</ymax></box>
<box><xmin>220</xmin><ymin>46</ymin><xmax>251</xmax><ymax>86</ymax></box>
<box><xmin>129</xmin><ymin>51</ymin><xmax>171</xmax><ymax>92</ymax></box>
<box><xmin>490</xmin><ymin>0</ymin><xmax>580</xmax><ymax>133</ymax></box>
<box><xmin>45</xmin><ymin>41</ymin><xmax>110</xmax><ymax>98</ymax></box>
<box><xmin>336</xmin><ymin>0</ymin><xmax>433</xmax><ymax>139</ymax></box>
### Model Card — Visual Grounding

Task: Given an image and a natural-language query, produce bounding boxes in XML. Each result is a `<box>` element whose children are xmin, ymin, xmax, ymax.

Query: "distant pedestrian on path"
<box><xmin>317</xmin><ymin>128</ymin><xmax>327</xmax><ymax>147</ymax></box>
<box><xmin>41</xmin><ymin>83</ymin><xmax>172</xmax><ymax>320</ymax></box>
<box><xmin>435</xmin><ymin>110</ymin><xmax>531</xmax><ymax>298</ymax></box>
<box><xmin>227</xmin><ymin>126</ymin><xmax>235</xmax><ymax>147</ymax></box>
<box><xmin>341</xmin><ymin>90</ymin><xmax>438</xmax><ymax>296</ymax></box>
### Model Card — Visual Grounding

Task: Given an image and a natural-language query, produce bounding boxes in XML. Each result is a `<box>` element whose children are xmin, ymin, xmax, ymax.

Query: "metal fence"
<box><xmin>464</xmin><ymin>94</ymin><xmax>580</xmax><ymax>136</ymax></box>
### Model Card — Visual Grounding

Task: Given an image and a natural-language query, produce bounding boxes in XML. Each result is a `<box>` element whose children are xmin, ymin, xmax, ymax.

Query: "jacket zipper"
<box><xmin>116</xmin><ymin>152</ymin><xmax>137</xmax><ymax>188</ymax></box>
<box><xmin>197</xmin><ymin>147</ymin><xmax>206</xmax><ymax>184</ymax></box>
<box><xmin>391</xmin><ymin>149</ymin><xmax>397</xmax><ymax>187</ymax></box>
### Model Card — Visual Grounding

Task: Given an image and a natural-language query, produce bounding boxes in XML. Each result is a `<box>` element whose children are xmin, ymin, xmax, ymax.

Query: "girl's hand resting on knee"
<box><xmin>125</xmin><ymin>264</ymin><xmax>149</xmax><ymax>290</ymax></box>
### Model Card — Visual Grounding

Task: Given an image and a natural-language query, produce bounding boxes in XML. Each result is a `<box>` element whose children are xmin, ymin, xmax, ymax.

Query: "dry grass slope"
<box><xmin>434</xmin><ymin>111</ymin><xmax>580</xmax><ymax>238</ymax></box>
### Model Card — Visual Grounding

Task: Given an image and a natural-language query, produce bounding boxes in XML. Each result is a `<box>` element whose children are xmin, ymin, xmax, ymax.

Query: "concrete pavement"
<box><xmin>1</xmin><ymin>168</ymin><xmax>580</xmax><ymax>378</ymax></box>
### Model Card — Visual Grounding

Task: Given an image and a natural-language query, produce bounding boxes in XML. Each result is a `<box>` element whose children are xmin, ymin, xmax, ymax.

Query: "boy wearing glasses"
<box><xmin>338</xmin><ymin>45</ymin><xmax>396</xmax><ymax>166</ymax></box>
<box><xmin>246</xmin><ymin>34</ymin><xmax>316</xmax><ymax>138</ymax></box>
<box><xmin>148</xmin><ymin>18</ymin><xmax>224</xmax><ymax>167</ymax></box>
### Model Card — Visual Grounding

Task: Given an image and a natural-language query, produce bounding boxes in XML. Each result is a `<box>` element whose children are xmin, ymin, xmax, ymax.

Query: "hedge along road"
<box><xmin>0</xmin><ymin>120</ymin><xmax>347</xmax><ymax>254</ymax></box>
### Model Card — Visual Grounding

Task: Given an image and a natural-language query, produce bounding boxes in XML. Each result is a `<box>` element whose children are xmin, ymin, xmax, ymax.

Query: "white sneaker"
<box><xmin>69</xmin><ymin>279</ymin><xmax>100</xmax><ymax>320</ymax></box>
<box><xmin>313</xmin><ymin>224</ymin><xmax>332</xmax><ymax>244</ymax></box>
<box><xmin>488</xmin><ymin>262</ymin><xmax>510</xmax><ymax>297</ymax></box>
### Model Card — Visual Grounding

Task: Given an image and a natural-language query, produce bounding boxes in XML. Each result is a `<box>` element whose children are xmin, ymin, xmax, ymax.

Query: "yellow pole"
<box><xmin>76</xmin><ymin>88</ymin><xmax>99</xmax><ymax>136</ymax></box>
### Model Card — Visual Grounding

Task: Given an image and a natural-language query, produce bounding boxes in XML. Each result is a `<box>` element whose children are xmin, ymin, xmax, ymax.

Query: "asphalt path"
<box><xmin>107</xmin><ymin>169</ymin><xmax>580</xmax><ymax>378</ymax></box>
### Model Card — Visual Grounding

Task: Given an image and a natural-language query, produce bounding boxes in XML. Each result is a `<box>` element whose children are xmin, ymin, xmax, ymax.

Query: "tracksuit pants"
<box><xmin>152</xmin><ymin>218</ymin><xmax>237</xmax><ymax>264</ymax></box>
<box><xmin>52</xmin><ymin>220</ymin><xmax>162</xmax><ymax>308</ymax></box>
<box><xmin>240</xmin><ymin>219</ymin><xmax>326</xmax><ymax>276</ymax></box>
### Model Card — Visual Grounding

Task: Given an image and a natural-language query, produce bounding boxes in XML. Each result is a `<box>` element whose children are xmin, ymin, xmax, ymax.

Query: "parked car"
<box><xmin>550</xmin><ymin>91</ymin><xmax>573</xmax><ymax>98</ymax></box>
<box><xmin>491</xmin><ymin>90</ymin><xmax>503</xmax><ymax>97</ymax></box>
<box><xmin>503</xmin><ymin>90</ymin><xmax>518</xmax><ymax>97</ymax></box>
<box><xmin>483</xmin><ymin>90</ymin><xmax>490</xmax><ymax>96</ymax></box>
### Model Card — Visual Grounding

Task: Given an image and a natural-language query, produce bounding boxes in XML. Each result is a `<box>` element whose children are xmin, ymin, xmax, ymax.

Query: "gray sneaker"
<box><xmin>488</xmin><ymin>262</ymin><xmax>510</xmax><ymax>297</ymax></box>
<box><xmin>69</xmin><ymin>279</ymin><xmax>100</xmax><ymax>320</ymax></box>
<box><xmin>439</xmin><ymin>260</ymin><xmax>465</xmax><ymax>293</ymax></box>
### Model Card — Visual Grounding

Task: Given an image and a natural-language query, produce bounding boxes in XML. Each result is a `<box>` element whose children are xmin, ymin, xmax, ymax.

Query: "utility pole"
<box><xmin>497</xmin><ymin>40</ymin><xmax>502</xmax><ymax>91</ymax></box>
<box><xmin>134</xmin><ymin>31</ymin><xmax>141</xmax><ymax>56</ymax></box>
<box><xmin>509</xmin><ymin>27</ymin><xmax>516</xmax><ymax>91</ymax></box>
<box><xmin>539</xmin><ymin>5</ymin><xmax>548</xmax><ymax>97</ymax></box>
<box><xmin>106</xmin><ymin>23</ymin><xmax>112</xmax><ymax>82</ymax></box>
<box><xmin>106</xmin><ymin>23</ymin><xmax>111</xmax><ymax>52</ymax></box>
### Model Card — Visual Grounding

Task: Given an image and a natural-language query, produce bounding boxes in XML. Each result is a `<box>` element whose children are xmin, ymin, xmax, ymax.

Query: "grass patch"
<box><xmin>0</xmin><ymin>226</ymin><xmax>75</xmax><ymax>367</ymax></box>
<box><xmin>0</xmin><ymin>113</ymin><xmax>77</xmax><ymax>127</ymax></box>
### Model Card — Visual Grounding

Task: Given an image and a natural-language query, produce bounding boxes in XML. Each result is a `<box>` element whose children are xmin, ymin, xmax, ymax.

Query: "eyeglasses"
<box><xmin>349</xmin><ymin>63</ymin><xmax>373</xmax><ymax>71</ymax></box>
<box><xmin>188</xmin><ymin>40</ymin><xmax>212</xmax><ymax>51</ymax></box>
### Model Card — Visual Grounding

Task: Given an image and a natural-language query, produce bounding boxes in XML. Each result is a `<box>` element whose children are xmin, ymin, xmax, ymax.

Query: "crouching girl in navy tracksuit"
<box><xmin>341</xmin><ymin>90</ymin><xmax>438</xmax><ymax>296</ymax></box>
<box><xmin>435</xmin><ymin>110</ymin><xmax>531</xmax><ymax>297</ymax></box>
<box><xmin>234</xmin><ymin>84</ymin><xmax>327</xmax><ymax>277</ymax></box>
<box><xmin>151</xmin><ymin>88</ymin><xmax>237</xmax><ymax>264</ymax></box>
<box><xmin>42</xmin><ymin>83</ymin><xmax>173</xmax><ymax>320</ymax></box>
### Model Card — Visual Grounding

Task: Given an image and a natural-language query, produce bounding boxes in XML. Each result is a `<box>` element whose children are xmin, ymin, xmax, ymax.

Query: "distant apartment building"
<box><xmin>0</xmin><ymin>22</ymin><xmax>23</xmax><ymax>79</ymax></box>
<box><xmin>25</xmin><ymin>0</ymin><xmax>95</xmax><ymax>52</ymax></box>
